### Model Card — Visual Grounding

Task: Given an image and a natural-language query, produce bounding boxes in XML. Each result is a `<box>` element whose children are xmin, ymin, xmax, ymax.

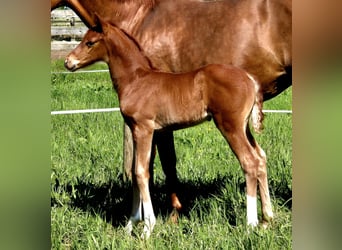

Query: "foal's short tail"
<box><xmin>248</xmin><ymin>74</ymin><xmax>264</xmax><ymax>134</ymax></box>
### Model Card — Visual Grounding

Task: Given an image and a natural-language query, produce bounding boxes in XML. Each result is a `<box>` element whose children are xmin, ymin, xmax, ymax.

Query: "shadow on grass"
<box><xmin>51</xmin><ymin>173</ymin><xmax>291</xmax><ymax>228</ymax></box>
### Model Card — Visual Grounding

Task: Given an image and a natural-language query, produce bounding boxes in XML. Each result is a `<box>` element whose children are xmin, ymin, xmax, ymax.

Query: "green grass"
<box><xmin>51</xmin><ymin>59</ymin><xmax>292</xmax><ymax>249</ymax></box>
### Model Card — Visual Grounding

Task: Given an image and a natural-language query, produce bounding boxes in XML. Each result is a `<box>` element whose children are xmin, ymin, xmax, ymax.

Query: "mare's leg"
<box><xmin>130</xmin><ymin>125</ymin><xmax>156</xmax><ymax>238</ymax></box>
<box><xmin>246</xmin><ymin>127</ymin><xmax>273</xmax><ymax>224</ymax></box>
<box><xmin>154</xmin><ymin>131</ymin><xmax>182</xmax><ymax>216</ymax></box>
<box><xmin>215</xmin><ymin>119</ymin><xmax>261</xmax><ymax>226</ymax></box>
<box><xmin>149</xmin><ymin>135</ymin><xmax>157</xmax><ymax>192</ymax></box>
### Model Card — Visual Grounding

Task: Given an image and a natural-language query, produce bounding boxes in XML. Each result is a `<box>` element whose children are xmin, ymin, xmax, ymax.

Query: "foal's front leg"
<box><xmin>125</xmin><ymin>180</ymin><xmax>142</xmax><ymax>234</ymax></box>
<box><xmin>130</xmin><ymin>125</ymin><xmax>156</xmax><ymax>238</ymax></box>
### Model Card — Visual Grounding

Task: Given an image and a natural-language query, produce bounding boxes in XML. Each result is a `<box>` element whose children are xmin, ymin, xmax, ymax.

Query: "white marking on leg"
<box><xmin>246</xmin><ymin>195</ymin><xmax>258</xmax><ymax>226</ymax></box>
<box><xmin>142</xmin><ymin>200</ymin><xmax>156</xmax><ymax>239</ymax></box>
<box><xmin>125</xmin><ymin>199</ymin><xmax>142</xmax><ymax>234</ymax></box>
<box><xmin>125</xmin><ymin>220</ymin><xmax>134</xmax><ymax>235</ymax></box>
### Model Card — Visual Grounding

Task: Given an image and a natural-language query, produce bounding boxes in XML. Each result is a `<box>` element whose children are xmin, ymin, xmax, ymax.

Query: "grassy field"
<box><xmin>51</xmin><ymin>59</ymin><xmax>292</xmax><ymax>249</ymax></box>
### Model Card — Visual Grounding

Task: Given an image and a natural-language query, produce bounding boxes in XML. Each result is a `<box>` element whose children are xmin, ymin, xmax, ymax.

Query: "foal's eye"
<box><xmin>86</xmin><ymin>41</ymin><xmax>94</xmax><ymax>47</ymax></box>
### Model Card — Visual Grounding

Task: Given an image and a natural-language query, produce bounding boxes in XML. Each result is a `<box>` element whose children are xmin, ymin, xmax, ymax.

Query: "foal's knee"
<box><xmin>134</xmin><ymin>164</ymin><xmax>150</xmax><ymax>184</ymax></box>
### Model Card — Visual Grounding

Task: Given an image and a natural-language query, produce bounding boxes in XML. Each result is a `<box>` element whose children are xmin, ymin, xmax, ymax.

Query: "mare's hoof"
<box><xmin>169</xmin><ymin>208</ymin><xmax>179</xmax><ymax>224</ymax></box>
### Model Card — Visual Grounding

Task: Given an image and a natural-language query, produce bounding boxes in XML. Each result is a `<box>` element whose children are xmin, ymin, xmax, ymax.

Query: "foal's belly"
<box><xmin>154</xmin><ymin>108</ymin><xmax>211</xmax><ymax>131</ymax></box>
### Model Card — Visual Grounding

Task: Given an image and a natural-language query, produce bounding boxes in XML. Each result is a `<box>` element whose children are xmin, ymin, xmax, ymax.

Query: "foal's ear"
<box><xmin>94</xmin><ymin>13</ymin><xmax>109</xmax><ymax>34</ymax></box>
<box><xmin>92</xmin><ymin>13</ymin><xmax>102</xmax><ymax>33</ymax></box>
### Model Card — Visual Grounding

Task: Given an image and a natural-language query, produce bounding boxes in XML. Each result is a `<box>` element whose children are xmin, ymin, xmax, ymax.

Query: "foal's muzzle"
<box><xmin>64</xmin><ymin>56</ymin><xmax>79</xmax><ymax>72</ymax></box>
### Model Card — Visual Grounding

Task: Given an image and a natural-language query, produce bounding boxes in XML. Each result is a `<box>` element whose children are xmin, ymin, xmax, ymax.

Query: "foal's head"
<box><xmin>65</xmin><ymin>16</ymin><xmax>152</xmax><ymax>77</ymax></box>
<box><xmin>65</xmin><ymin>29</ymin><xmax>108</xmax><ymax>71</ymax></box>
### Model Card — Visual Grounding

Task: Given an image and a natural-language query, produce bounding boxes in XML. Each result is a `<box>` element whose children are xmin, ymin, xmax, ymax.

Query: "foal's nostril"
<box><xmin>64</xmin><ymin>59</ymin><xmax>69</xmax><ymax>69</ymax></box>
<box><xmin>64</xmin><ymin>58</ymin><xmax>74</xmax><ymax>71</ymax></box>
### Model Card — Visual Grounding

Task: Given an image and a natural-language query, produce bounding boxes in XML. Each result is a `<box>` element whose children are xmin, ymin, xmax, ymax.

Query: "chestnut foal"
<box><xmin>65</xmin><ymin>19</ymin><xmax>272</xmax><ymax>238</ymax></box>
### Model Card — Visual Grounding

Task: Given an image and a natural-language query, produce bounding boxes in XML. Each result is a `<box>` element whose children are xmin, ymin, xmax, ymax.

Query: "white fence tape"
<box><xmin>51</xmin><ymin>69</ymin><xmax>109</xmax><ymax>74</ymax></box>
<box><xmin>263</xmin><ymin>110</ymin><xmax>292</xmax><ymax>114</ymax></box>
<box><xmin>51</xmin><ymin>108</ymin><xmax>120</xmax><ymax>115</ymax></box>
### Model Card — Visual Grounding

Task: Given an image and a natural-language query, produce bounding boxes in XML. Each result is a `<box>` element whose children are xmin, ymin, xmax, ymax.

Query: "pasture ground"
<box><xmin>51</xmin><ymin>59</ymin><xmax>292</xmax><ymax>249</ymax></box>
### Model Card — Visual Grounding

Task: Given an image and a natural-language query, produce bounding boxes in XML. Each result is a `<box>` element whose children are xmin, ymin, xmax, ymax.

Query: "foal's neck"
<box><xmin>106</xmin><ymin>26</ymin><xmax>152</xmax><ymax>84</ymax></box>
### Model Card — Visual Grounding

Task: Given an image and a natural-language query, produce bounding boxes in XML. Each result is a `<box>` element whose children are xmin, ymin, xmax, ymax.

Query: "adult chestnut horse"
<box><xmin>65</xmin><ymin>18</ymin><xmax>269</xmax><ymax>237</ymax></box>
<box><xmin>51</xmin><ymin>0</ymin><xmax>292</xmax><ymax>221</ymax></box>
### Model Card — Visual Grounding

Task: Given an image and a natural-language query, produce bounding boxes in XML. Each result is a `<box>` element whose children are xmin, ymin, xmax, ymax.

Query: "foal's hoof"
<box><xmin>261</xmin><ymin>213</ymin><xmax>274</xmax><ymax>229</ymax></box>
<box><xmin>261</xmin><ymin>218</ymin><xmax>274</xmax><ymax>229</ymax></box>
<box><xmin>261</xmin><ymin>221</ymin><xmax>270</xmax><ymax>229</ymax></box>
<box><xmin>125</xmin><ymin>221</ymin><xmax>134</xmax><ymax>236</ymax></box>
<box><xmin>140</xmin><ymin>230</ymin><xmax>151</xmax><ymax>240</ymax></box>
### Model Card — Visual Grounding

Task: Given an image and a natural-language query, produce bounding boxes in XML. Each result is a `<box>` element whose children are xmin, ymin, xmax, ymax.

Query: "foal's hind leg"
<box><xmin>246</xmin><ymin>128</ymin><xmax>273</xmax><ymax>224</ymax></box>
<box><xmin>216</xmin><ymin>121</ymin><xmax>261</xmax><ymax>226</ymax></box>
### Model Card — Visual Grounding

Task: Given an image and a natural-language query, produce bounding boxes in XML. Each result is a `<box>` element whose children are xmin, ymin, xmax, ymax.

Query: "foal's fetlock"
<box><xmin>263</xmin><ymin>207</ymin><xmax>274</xmax><ymax>219</ymax></box>
<box><xmin>261</xmin><ymin>212</ymin><xmax>274</xmax><ymax>229</ymax></box>
<box><xmin>141</xmin><ymin>217</ymin><xmax>156</xmax><ymax>239</ymax></box>
<box><xmin>125</xmin><ymin>218</ymin><xmax>139</xmax><ymax>235</ymax></box>
<box><xmin>246</xmin><ymin>221</ymin><xmax>259</xmax><ymax>235</ymax></box>
<box><xmin>141</xmin><ymin>228</ymin><xmax>151</xmax><ymax>239</ymax></box>
<box><xmin>261</xmin><ymin>217</ymin><xmax>273</xmax><ymax>229</ymax></box>
<box><xmin>263</xmin><ymin>212</ymin><xmax>274</xmax><ymax>222</ymax></box>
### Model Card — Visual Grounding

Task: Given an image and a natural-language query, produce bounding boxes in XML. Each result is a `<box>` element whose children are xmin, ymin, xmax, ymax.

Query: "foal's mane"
<box><xmin>108</xmin><ymin>24</ymin><xmax>156</xmax><ymax>70</ymax></box>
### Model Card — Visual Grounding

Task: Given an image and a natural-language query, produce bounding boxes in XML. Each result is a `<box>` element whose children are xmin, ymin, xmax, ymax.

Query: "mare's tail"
<box><xmin>247</xmin><ymin>74</ymin><xmax>264</xmax><ymax>134</ymax></box>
